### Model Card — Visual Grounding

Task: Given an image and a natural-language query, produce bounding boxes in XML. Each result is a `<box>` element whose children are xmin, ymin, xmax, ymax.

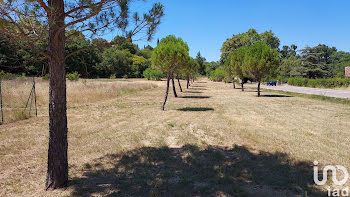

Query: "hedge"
<box><xmin>287</xmin><ymin>77</ymin><xmax>350</xmax><ymax>88</ymax></box>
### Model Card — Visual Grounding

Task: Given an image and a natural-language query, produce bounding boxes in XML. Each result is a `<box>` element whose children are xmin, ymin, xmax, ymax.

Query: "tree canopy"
<box><xmin>220</xmin><ymin>29</ymin><xmax>280</xmax><ymax>64</ymax></box>
<box><xmin>151</xmin><ymin>35</ymin><xmax>189</xmax><ymax>74</ymax></box>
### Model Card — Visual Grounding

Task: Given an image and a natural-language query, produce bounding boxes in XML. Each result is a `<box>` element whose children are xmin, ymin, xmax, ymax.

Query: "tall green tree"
<box><xmin>300</xmin><ymin>45</ymin><xmax>337</xmax><ymax>78</ymax></box>
<box><xmin>185</xmin><ymin>57</ymin><xmax>199</xmax><ymax>88</ymax></box>
<box><xmin>196</xmin><ymin>51</ymin><xmax>206</xmax><ymax>75</ymax></box>
<box><xmin>220</xmin><ymin>29</ymin><xmax>280</xmax><ymax>64</ymax></box>
<box><xmin>0</xmin><ymin>0</ymin><xmax>163</xmax><ymax>189</ymax></box>
<box><xmin>151</xmin><ymin>35</ymin><xmax>189</xmax><ymax>110</ymax></box>
<box><xmin>230</xmin><ymin>47</ymin><xmax>248</xmax><ymax>91</ymax></box>
<box><xmin>243</xmin><ymin>41</ymin><xmax>280</xmax><ymax>96</ymax></box>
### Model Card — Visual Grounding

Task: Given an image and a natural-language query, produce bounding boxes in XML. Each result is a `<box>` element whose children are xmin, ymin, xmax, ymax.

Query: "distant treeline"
<box><xmin>0</xmin><ymin>32</ymin><xmax>154</xmax><ymax>79</ymax></box>
<box><xmin>208</xmin><ymin>29</ymin><xmax>350</xmax><ymax>83</ymax></box>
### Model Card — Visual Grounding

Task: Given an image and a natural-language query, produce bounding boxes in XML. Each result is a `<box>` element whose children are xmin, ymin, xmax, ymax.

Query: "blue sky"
<box><xmin>104</xmin><ymin>0</ymin><xmax>350</xmax><ymax>62</ymax></box>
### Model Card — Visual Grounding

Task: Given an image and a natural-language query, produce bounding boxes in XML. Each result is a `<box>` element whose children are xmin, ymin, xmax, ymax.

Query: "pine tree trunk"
<box><xmin>177</xmin><ymin>74</ymin><xmax>182</xmax><ymax>92</ymax></box>
<box><xmin>46</xmin><ymin>0</ymin><xmax>68</xmax><ymax>190</ymax></box>
<box><xmin>186</xmin><ymin>76</ymin><xmax>189</xmax><ymax>89</ymax></box>
<box><xmin>171</xmin><ymin>74</ymin><xmax>178</xmax><ymax>97</ymax></box>
<box><xmin>161</xmin><ymin>73</ymin><xmax>170</xmax><ymax>110</ymax></box>
<box><xmin>233</xmin><ymin>78</ymin><xmax>236</xmax><ymax>89</ymax></box>
<box><xmin>257</xmin><ymin>80</ymin><xmax>261</xmax><ymax>97</ymax></box>
<box><xmin>241</xmin><ymin>82</ymin><xmax>244</xmax><ymax>91</ymax></box>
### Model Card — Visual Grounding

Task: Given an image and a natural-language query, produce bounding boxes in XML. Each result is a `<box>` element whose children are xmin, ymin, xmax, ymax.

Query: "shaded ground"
<box><xmin>1</xmin><ymin>78</ymin><xmax>350</xmax><ymax>196</ymax></box>
<box><xmin>71</xmin><ymin>145</ymin><xmax>322</xmax><ymax>197</ymax></box>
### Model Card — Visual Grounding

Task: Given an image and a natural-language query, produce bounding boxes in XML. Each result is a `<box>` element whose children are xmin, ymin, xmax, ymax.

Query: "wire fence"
<box><xmin>0</xmin><ymin>77</ymin><xmax>37</xmax><ymax>124</ymax></box>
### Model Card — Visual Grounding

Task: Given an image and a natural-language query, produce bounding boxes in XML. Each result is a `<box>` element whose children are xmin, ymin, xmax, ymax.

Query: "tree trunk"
<box><xmin>257</xmin><ymin>80</ymin><xmax>261</xmax><ymax>97</ymax></box>
<box><xmin>171</xmin><ymin>74</ymin><xmax>177</xmax><ymax>97</ymax></box>
<box><xmin>46</xmin><ymin>0</ymin><xmax>68</xmax><ymax>190</ymax></box>
<box><xmin>241</xmin><ymin>82</ymin><xmax>244</xmax><ymax>91</ymax></box>
<box><xmin>233</xmin><ymin>78</ymin><xmax>236</xmax><ymax>89</ymax></box>
<box><xmin>186</xmin><ymin>76</ymin><xmax>189</xmax><ymax>89</ymax></box>
<box><xmin>161</xmin><ymin>73</ymin><xmax>170</xmax><ymax>110</ymax></box>
<box><xmin>176</xmin><ymin>74</ymin><xmax>182</xmax><ymax>92</ymax></box>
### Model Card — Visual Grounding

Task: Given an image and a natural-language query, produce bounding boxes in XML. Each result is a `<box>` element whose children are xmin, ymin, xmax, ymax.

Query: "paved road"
<box><xmin>246</xmin><ymin>84</ymin><xmax>350</xmax><ymax>99</ymax></box>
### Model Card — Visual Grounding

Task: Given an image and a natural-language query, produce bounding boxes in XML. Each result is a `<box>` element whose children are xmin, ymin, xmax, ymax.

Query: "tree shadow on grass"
<box><xmin>260</xmin><ymin>94</ymin><xmax>293</xmax><ymax>98</ymax></box>
<box><xmin>181</xmin><ymin>96</ymin><xmax>211</xmax><ymax>99</ymax></box>
<box><xmin>184</xmin><ymin>91</ymin><xmax>203</xmax><ymax>94</ymax></box>
<box><xmin>190</xmin><ymin>88</ymin><xmax>207</xmax><ymax>91</ymax></box>
<box><xmin>70</xmin><ymin>145</ymin><xmax>324</xmax><ymax>197</ymax></box>
<box><xmin>191</xmin><ymin>85</ymin><xmax>205</xmax><ymax>87</ymax></box>
<box><xmin>177</xmin><ymin>107</ymin><xmax>214</xmax><ymax>112</ymax></box>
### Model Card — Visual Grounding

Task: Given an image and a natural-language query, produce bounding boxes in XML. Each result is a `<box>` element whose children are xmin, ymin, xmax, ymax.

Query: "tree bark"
<box><xmin>161</xmin><ymin>73</ymin><xmax>170</xmax><ymax>110</ymax></box>
<box><xmin>241</xmin><ymin>82</ymin><xmax>244</xmax><ymax>91</ymax></box>
<box><xmin>171</xmin><ymin>74</ymin><xmax>177</xmax><ymax>97</ymax></box>
<box><xmin>186</xmin><ymin>76</ymin><xmax>189</xmax><ymax>89</ymax></box>
<box><xmin>176</xmin><ymin>74</ymin><xmax>183</xmax><ymax>92</ymax></box>
<box><xmin>233</xmin><ymin>78</ymin><xmax>236</xmax><ymax>89</ymax></box>
<box><xmin>257</xmin><ymin>80</ymin><xmax>261</xmax><ymax>97</ymax></box>
<box><xmin>46</xmin><ymin>0</ymin><xmax>68</xmax><ymax>190</ymax></box>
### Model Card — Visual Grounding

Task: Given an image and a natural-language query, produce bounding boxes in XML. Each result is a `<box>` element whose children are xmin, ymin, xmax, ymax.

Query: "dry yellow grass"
<box><xmin>0</xmin><ymin>78</ymin><xmax>349</xmax><ymax>196</ymax></box>
<box><xmin>0</xmin><ymin>78</ymin><xmax>156</xmax><ymax>123</ymax></box>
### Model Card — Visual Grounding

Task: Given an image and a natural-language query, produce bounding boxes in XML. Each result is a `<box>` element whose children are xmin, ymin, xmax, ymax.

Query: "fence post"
<box><xmin>0</xmin><ymin>78</ymin><xmax>3</xmax><ymax>123</ymax></box>
<box><xmin>33</xmin><ymin>77</ymin><xmax>37</xmax><ymax>117</ymax></box>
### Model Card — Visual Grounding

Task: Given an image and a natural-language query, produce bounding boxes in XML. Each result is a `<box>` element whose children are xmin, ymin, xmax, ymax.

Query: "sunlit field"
<box><xmin>1</xmin><ymin>78</ymin><xmax>349</xmax><ymax>196</ymax></box>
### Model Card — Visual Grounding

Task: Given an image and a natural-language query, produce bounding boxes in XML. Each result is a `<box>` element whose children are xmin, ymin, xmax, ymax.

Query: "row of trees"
<box><xmin>225</xmin><ymin>41</ymin><xmax>280</xmax><ymax>96</ymax></box>
<box><xmin>151</xmin><ymin>35</ymin><xmax>199</xmax><ymax>110</ymax></box>
<box><xmin>210</xmin><ymin>29</ymin><xmax>350</xmax><ymax>92</ymax></box>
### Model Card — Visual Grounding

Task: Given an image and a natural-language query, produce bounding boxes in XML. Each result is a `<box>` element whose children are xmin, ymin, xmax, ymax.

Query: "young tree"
<box><xmin>185</xmin><ymin>58</ymin><xmax>199</xmax><ymax>88</ymax></box>
<box><xmin>0</xmin><ymin>0</ymin><xmax>163</xmax><ymax>190</ymax></box>
<box><xmin>224</xmin><ymin>55</ymin><xmax>236</xmax><ymax>88</ymax></box>
<box><xmin>230</xmin><ymin>47</ymin><xmax>248</xmax><ymax>91</ymax></box>
<box><xmin>243</xmin><ymin>41</ymin><xmax>280</xmax><ymax>96</ymax></box>
<box><xmin>151</xmin><ymin>35</ymin><xmax>189</xmax><ymax>110</ymax></box>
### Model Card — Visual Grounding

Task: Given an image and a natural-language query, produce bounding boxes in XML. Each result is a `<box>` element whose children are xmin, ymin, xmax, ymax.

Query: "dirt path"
<box><xmin>246</xmin><ymin>83</ymin><xmax>350</xmax><ymax>99</ymax></box>
<box><xmin>1</xmin><ymin>78</ymin><xmax>350</xmax><ymax>196</ymax></box>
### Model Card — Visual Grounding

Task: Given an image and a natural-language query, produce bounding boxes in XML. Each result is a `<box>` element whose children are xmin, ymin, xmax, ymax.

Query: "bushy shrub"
<box><xmin>0</xmin><ymin>70</ymin><xmax>17</xmax><ymax>79</ymax></box>
<box><xmin>42</xmin><ymin>74</ymin><xmax>50</xmax><ymax>80</ymax></box>
<box><xmin>143</xmin><ymin>68</ymin><xmax>163</xmax><ymax>80</ymax></box>
<box><xmin>67</xmin><ymin>72</ymin><xmax>80</xmax><ymax>81</ymax></box>
<box><xmin>209</xmin><ymin>67</ymin><xmax>227</xmax><ymax>82</ymax></box>
<box><xmin>110</xmin><ymin>74</ymin><xmax>116</xmax><ymax>79</ymax></box>
<box><xmin>287</xmin><ymin>77</ymin><xmax>350</xmax><ymax>88</ymax></box>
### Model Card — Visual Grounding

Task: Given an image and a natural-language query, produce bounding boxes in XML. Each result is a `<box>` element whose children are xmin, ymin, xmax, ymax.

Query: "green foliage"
<box><xmin>110</xmin><ymin>74</ymin><xmax>116</xmax><ymax>79</ymax></box>
<box><xmin>97</xmin><ymin>47</ymin><xmax>133</xmax><ymax>78</ymax></box>
<box><xmin>131</xmin><ymin>55</ymin><xmax>150</xmax><ymax>78</ymax></box>
<box><xmin>299</xmin><ymin>44</ymin><xmax>337</xmax><ymax>78</ymax></box>
<box><xmin>0</xmin><ymin>70</ymin><xmax>17</xmax><ymax>79</ymax></box>
<box><xmin>67</xmin><ymin>72</ymin><xmax>80</xmax><ymax>81</ymax></box>
<box><xmin>229</xmin><ymin>47</ymin><xmax>248</xmax><ymax>80</ymax></box>
<box><xmin>209</xmin><ymin>67</ymin><xmax>227</xmax><ymax>82</ymax></box>
<box><xmin>151</xmin><ymin>35</ymin><xmax>189</xmax><ymax>75</ymax></box>
<box><xmin>220</xmin><ymin>29</ymin><xmax>280</xmax><ymax>63</ymax></box>
<box><xmin>42</xmin><ymin>74</ymin><xmax>50</xmax><ymax>80</ymax></box>
<box><xmin>65</xmin><ymin>31</ymin><xmax>101</xmax><ymax>78</ymax></box>
<box><xmin>143</xmin><ymin>68</ymin><xmax>163</xmax><ymax>81</ymax></box>
<box><xmin>196</xmin><ymin>51</ymin><xmax>206</xmax><ymax>75</ymax></box>
<box><xmin>205</xmin><ymin>61</ymin><xmax>220</xmax><ymax>76</ymax></box>
<box><xmin>287</xmin><ymin>77</ymin><xmax>350</xmax><ymax>88</ymax></box>
<box><xmin>183</xmin><ymin>58</ymin><xmax>200</xmax><ymax>78</ymax></box>
<box><xmin>242</xmin><ymin>41</ymin><xmax>280</xmax><ymax>82</ymax></box>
